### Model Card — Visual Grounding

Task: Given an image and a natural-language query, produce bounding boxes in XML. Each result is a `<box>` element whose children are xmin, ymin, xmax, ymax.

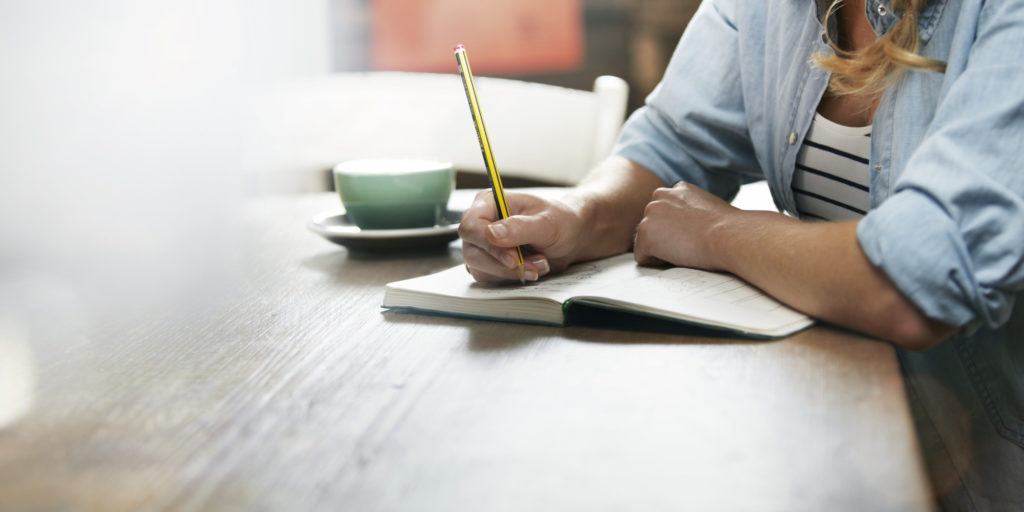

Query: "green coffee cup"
<box><xmin>333</xmin><ymin>159</ymin><xmax>455</xmax><ymax>230</ymax></box>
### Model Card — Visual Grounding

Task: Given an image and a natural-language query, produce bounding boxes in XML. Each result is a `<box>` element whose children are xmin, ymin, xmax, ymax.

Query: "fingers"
<box><xmin>633</xmin><ymin>242</ymin><xmax>664</xmax><ymax>267</ymax></box>
<box><xmin>636</xmin><ymin>185</ymin><xmax>682</xmax><ymax>266</ymax></box>
<box><xmin>524</xmin><ymin>253</ymin><xmax>551</xmax><ymax>277</ymax></box>
<box><xmin>463</xmin><ymin>243</ymin><xmax>548</xmax><ymax>283</ymax></box>
<box><xmin>465</xmin><ymin>264</ymin><xmax>527</xmax><ymax>284</ymax></box>
<box><xmin>459</xmin><ymin>191</ymin><xmax>550</xmax><ymax>249</ymax></box>
<box><xmin>459</xmin><ymin>197</ymin><xmax>509</xmax><ymax>263</ymax></box>
<box><xmin>643</xmin><ymin>198</ymin><xmax>670</xmax><ymax>218</ymax></box>
<box><xmin>651</xmin><ymin>181</ymin><xmax>696</xmax><ymax>199</ymax></box>
<box><xmin>460</xmin><ymin>221</ymin><xmax>522</xmax><ymax>270</ymax></box>
<box><xmin>485</xmin><ymin>214</ymin><xmax>558</xmax><ymax>248</ymax></box>
<box><xmin>651</xmin><ymin>186</ymin><xmax>675</xmax><ymax>200</ymax></box>
<box><xmin>633</xmin><ymin>218</ymin><xmax>653</xmax><ymax>266</ymax></box>
<box><xmin>463</xmin><ymin>243</ymin><xmax>517</xmax><ymax>276</ymax></box>
<box><xmin>469</xmin><ymin>189</ymin><xmax>546</xmax><ymax>217</ymax></box>
<box><xmin>633</xmin><ymin>250</ymin><xmax>663</xmax><ymax>267</ymax></box>
<box><xmin>633</xmin><ymin>215</ymin><xmax>667</xmax><ymax>268</ymax></box>
<box><xmin>461</xmin><ymin>221</ymin><xmax>520</xmax><ymax>267</ymax></box>
<box><xmin>458</xmin><ymin>190</ymin><xmax>557</xmax><ymax>283</ymax></box>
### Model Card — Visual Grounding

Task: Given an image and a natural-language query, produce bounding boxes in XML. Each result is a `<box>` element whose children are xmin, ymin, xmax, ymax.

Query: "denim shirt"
<box><xmin>613</xmin><ymin>0</ymin><xmax>1024</xmax><ymax>509</ymax></box>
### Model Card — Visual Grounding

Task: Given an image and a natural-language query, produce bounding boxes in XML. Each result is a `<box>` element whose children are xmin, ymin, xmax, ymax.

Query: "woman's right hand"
<box><xmin>458</xmin><ymin>190</ymin><xmax>589</xmax><ymax>283</ymax></box>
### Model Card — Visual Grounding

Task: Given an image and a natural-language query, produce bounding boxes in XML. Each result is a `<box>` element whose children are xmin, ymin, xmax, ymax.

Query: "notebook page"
<box><xmin>581</xmin><ymin>267</ymin><xmax>810</xmax><ymax>333</ymax></box>
<box><xmin>387</xmin><ymin>253</ymin><xmax>650</xmax><ymax>303</ymax></box>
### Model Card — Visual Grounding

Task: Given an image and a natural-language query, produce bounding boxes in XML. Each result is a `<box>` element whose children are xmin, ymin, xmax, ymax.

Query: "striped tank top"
<box><xmin>792</xmin><ymin>113</ymin><xmax>871</xmax><ymax>221</ymax></box>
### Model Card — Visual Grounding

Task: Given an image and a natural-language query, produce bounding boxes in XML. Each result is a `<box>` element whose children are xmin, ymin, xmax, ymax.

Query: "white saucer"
<box><xmin>307</xmin><ymin>210</ymin><xmax>461</xmax><ymax>252</ymax></box>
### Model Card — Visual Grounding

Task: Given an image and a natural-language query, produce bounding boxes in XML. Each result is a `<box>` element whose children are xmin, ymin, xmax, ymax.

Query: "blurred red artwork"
<box><xmin>371</xmin><ymin>0</ymin><xmax>583</xmax><ymax>74</ymax></box>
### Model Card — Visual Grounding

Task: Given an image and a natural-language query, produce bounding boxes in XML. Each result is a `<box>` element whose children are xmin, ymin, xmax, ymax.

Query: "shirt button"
<box><xmin>788</xmin><ymin>132</ymin><xmax>797</xmax><ymax>145</ymax></box>
<box><xmin>877</xmin><ymin>3</ymin><xmax>889</xmax><ymax>16</ymax></box>
<box><xmin>874</xmin><ymin>164</ymin><xmax>883</xmax><ymax>173</ymax></box>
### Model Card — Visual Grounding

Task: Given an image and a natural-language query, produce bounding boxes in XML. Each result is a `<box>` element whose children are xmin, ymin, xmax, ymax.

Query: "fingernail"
<box><xmin>523</xmin><ymin>270</ymin><xmax>539</xmax><ymax>281</ymax></box>
<box><xmin>488</xmin><ymin>223</ymin><xmax>508</xmax><ymax>239</ymax></box>
<box><xmin>501</xmin><ymin>253</ymin><xmax>517</xmax><ymax>269</ymax></box>
<box><xmin>528</xmin><ymin>256</ymin><xmax>549</xmax><ymax>274</ymax></box>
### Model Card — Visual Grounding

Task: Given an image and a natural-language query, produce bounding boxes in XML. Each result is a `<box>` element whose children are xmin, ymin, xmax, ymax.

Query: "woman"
<box><xmin>459</xmin><ymin>0</ymin><xmax>1023</xmax><ymax>508</ymax></box>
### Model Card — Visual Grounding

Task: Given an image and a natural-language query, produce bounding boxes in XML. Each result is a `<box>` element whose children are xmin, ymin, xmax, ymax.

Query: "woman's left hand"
<box><xmin>633</xmin><ymin>182</ymin><xmax>740</xmax><ymax>271</ymax></box>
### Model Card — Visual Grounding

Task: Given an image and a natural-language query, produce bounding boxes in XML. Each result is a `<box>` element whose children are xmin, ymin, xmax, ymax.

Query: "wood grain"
<box><xmin>0</xmin><ymin>193</ymin><xmax>933</xmax><ymax>511</ymax></box>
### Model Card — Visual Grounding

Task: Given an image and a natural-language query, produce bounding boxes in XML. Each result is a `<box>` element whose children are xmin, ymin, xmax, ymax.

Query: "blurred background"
<box><xmin>0</xmin><ymin>0</ymin><xmax>699</xmax><ymax>417</ymax></box>
<box><xmin>337</xmin><ymin>0</ymin><xmax>699</xmax><ymax>113</ymax></box>
<box><xmin>261</xmin><ymin>0</ymin><xmax>702</xmax><ymax>192</ymax></box>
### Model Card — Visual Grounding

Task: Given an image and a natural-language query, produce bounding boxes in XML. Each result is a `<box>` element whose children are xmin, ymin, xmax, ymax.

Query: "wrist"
<box><xmin>564</xmin><ymin>186</ymin><xmax>645</xmax><ymax>263</ymax></box>
<box><xmin>558</xmin><ymin>190</ymin><xmax>601</xmax><ymax>260</ymax></box>
<box><xmin>710</xmin><ymin>210</ymin><xmax>800</xmax><ymax>274</ymax></box>
<box><xmin>707</xmin><ymin>209</ymin><xmax>746</xmax><ymax>274</ymax></box>
<box><xmin>559</xmin><ymin>190</ymin><xmax>595</xmax><ymax>227</ymax></box>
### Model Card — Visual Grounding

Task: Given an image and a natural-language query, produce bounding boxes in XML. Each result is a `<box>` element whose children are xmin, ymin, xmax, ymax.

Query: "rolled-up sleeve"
<box><xmin>858</xmin><ymin>2</ymin><xmax>1024</xmax><ymax>328</ymax></box>
<box><xmin>613</xmin><ymin>0</ymin><xmax>762</xmax><ymax>200</ymax></box>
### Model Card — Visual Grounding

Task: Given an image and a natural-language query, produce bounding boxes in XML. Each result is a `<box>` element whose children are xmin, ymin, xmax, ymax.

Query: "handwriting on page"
<box><xmin>629</xmin><ymin>268</ymin><xmax>786</xmax><ymax>312</ymax></box>
<box><xmin>466</xmin><ymin>254</ymin><xmax>641</xmax><ymax>301</ymax></box>
<box><xmin>515</xmin><ymin>261</ymin><xmax>610</xmax><ymax>294</ymax></box>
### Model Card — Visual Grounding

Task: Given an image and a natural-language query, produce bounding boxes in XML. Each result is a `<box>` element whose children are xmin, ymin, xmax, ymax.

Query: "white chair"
<box><xmin>243</xmin><ymin>72</ymin><xmax>629</xmax><ymax>194</ymax></box>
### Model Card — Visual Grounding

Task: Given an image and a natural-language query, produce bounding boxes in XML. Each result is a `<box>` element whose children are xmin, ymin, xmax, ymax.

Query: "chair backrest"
<box><xmin>243</xmin><ymin>72</ymin><xmax>628</xmax><ymax>193</ymax></box>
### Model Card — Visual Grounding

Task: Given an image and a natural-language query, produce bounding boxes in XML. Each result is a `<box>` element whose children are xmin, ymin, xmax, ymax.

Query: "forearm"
<box><xmin>712</xmin><ymin>212</ymin><xmax>955</xmax><ymax>349</ymax></box>
<box><xmin>561</xmin><ymin>156</ymin><xmax>663</xmax><ymax>261</ymax></box>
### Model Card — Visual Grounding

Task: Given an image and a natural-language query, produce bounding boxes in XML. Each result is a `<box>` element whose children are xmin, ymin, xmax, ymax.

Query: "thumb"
<box><xmin>486</xmin><ymin>214</ymin><xmax>556</xmax><ymax>248</ymax></box>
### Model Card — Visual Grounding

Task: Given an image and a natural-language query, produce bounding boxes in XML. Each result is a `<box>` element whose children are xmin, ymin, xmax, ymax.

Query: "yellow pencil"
<box><xmin>454</xmin><ymin>44</ymin><xmax>526</xmax><ymax>284</ymax></box>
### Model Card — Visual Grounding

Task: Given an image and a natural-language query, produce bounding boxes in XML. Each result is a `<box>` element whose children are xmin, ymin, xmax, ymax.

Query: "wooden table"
<box><xmin>0</xmin><ymin>192</ymin><xmax>933</xmax><ymax>511</ymax></box>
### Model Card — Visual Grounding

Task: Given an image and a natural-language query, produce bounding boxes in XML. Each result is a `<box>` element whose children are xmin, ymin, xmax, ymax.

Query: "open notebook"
<box><xmin>383</xmin><ymin>254</ymin><xmax>813</xmax><ymax>338</ymax></box>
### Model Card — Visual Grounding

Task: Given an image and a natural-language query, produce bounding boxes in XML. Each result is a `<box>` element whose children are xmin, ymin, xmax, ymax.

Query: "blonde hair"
<box><xmin>814</xmin><ymin>0</ymin><xmax>945</xmax><ymax>96</ymax></box>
